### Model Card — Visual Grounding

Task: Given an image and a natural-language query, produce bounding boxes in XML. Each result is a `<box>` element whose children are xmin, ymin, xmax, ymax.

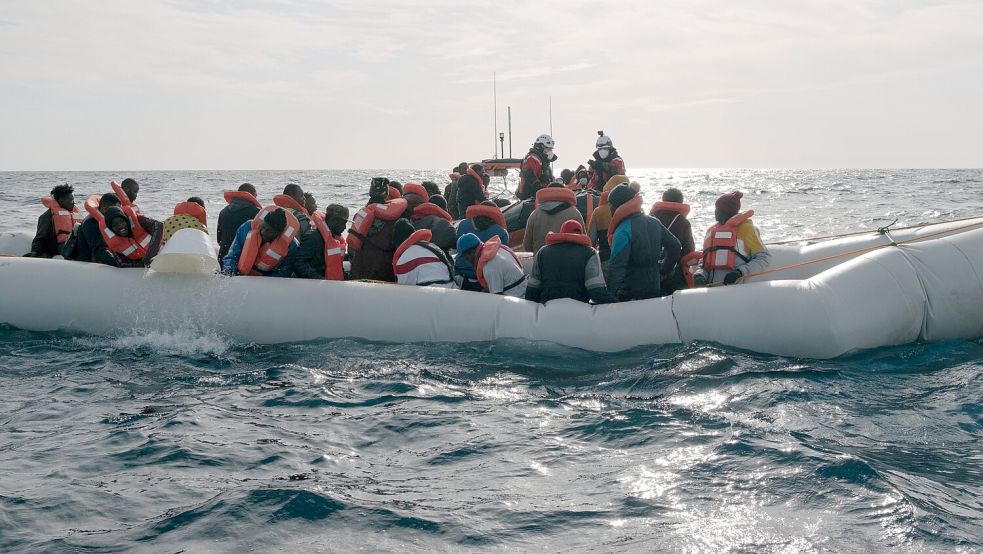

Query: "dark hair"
<box><xmin>548</xmin><ymin>182</ymin><xmax>565</xmax><ymax>188</ymax></box>
<box><xmin>559</xmin><ymin>169</ymin><xmax>574</xmax><ymax>182</ymax></box>
<box><xmin>429</xmin><ymin>194</ymin><xmax>448</xmax><ymax>211</ymax></box>
<box><xmin>662</xmin><ymin>187</ymin><xmax>684</xmax><ymax>203</ymax></box>
<box><xmin>100</xmin><ymin>193</ymin><xmax>121</xmax><ymax>207</ymax></box>
<box><xmin>187</xmin><ymin>196</ymin><xmax>205</xmax><ymax>207</ymax></box>
<box><xmin>51</xmin><ymin>184</ymin><xmax>74</xmax><ymax>199</ymax></box>
<box><xmin>480</xmin><ymin>200</ymin><xmax>498</xmax><ymax>208</ymax></box>
<box><xmin>456</xmin><ymin>162</ymin><xmax>468</xmax><ymax>174</ymax></box>
<box><xmin>120</xmin><ymin>178</ymin><xmax>138</xmax><ymax>188</ymax></box>
<box><xmin>238</xmin><ymin>183</ymin><xmax>257</xmax><ymax>195</ymax></box>
<box><xmin>304</xmin><ymin>192</ymin><xmax>315</xmax><ymax>199</ymax></box>
<box><xmin>389</xmin><ymin>181</ymin><xmax>403</xmax><ymax>192</ymax></box>
<box><xmin>421</xmin><ymin>181</ymin><xmax>441</xmax><ymax>196</ymax></box>
<box><xmin>283</xmin><ymin>183</ymin><xmax>304</xmax><ymax>197</ymax></box>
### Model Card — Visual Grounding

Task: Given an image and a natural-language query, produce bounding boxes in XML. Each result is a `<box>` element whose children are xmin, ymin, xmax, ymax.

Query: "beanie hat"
<box><xmin>264</xmin><ymin>208</ymin><xmax>288</xmax><ymax>233</ymax></box>
<box><xmin>560</xmin><ymin>219</ymin><xmax>584</xmax><ymax>234</ymax></box>
<box><xmin>456</xmin><ymin>233</ymin><xmax>481</xmax><ymax>254</ymax></box>
<box><xmin>603</xmin><ymin>174</ymin><xmax>630</xmax><ymax>192</ymax></box>
<box><xmin>393</xmin><ymin>218</ymin><xmax>415</xmax><ymax>247</ymax></box>
<box><xmin>715</xmin><ymin>191</ymin><xmax>743</xmax><ymax>216</ymax></box>
<box><xmin>608</xmin><ymin>183</ymin><xmax>637</xmax><ymax>211</ymax></box>
<box><xmin>369</xmin><ymin>177</ymin><xmax>390</xmax><ymax>199</ymax></box>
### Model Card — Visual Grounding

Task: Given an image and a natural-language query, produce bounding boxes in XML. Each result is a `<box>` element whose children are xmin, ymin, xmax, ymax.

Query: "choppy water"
<box><xmin>1</xmin><ymin>169</ymin><xmax>982</xmax><ymax>551</ymax></box>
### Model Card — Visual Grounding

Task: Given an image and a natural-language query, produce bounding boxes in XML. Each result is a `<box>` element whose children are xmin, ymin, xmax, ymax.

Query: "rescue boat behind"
<box><xmin>0</xmin><ymin>219</ymin><xmax>981</xmax><ymax>359</ymax></box>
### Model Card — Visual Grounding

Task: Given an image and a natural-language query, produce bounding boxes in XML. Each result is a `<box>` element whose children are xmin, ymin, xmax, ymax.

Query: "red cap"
<box><xmin>560</xmin><ymin>219</ymin><xmax>584</xmax><ymax>234</ymax></box>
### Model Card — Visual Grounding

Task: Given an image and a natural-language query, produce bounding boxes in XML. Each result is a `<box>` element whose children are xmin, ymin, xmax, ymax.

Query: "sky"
<box><xmin>1</xmin><ymin>0</ymin><xmax>981</xmax><ymax>170</ymax></box>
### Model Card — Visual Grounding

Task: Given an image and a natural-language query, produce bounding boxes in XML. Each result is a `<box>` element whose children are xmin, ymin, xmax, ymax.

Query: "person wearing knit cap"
<box><xmin>586</xmin><ymin>174</ymin><xmax>631</xmax><ymax>262</ymax></box>
<box><xmin>693</xmin><ymin>191</ymin><xmax>770</xmax><ymax>286</ymax></box>
<box><xmin>455</xmin><ymin>233</ymin><xmax>526</xmax><ymax>297</ymax></box>
<box><xmin>604</xmin><ymin>183</ymin><xmax>681</xmax><ymax>301</ymax></box>
<box><xmin>369</xmin><ymin>177</ymin><xmax>391</xmax><ymax>205</ymax></box>
<box><xmin>523</xmin><ymin>183</ymin><xmax>584</xmax><ymax>255</ymax></box>
<box><xmin>221</xmin><ymin>207</ymin><xmax>299</xmax><ymax>277</ymax></box>
<box><xmin>291</xmin><ymin>203</ymin><xmax>350</xmax><ymax>280</ymax></box>
<box><xmin>392</xmin><ymin>218</ymin><xmax>455</xmax><ymax>288</ymax></box>
<box><xmin>525</xmin><ymin>219</ymin><xmax>614</xmax><ymax>304</ymax></box>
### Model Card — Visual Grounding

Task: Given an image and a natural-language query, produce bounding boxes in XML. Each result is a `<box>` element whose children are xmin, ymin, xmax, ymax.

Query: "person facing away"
<box><xmin>525</xmin><ymin>220</ymin><xmax>614</xmax><ymax>304</ymax></box>
<box><xmin>76</xmin><ymin>193</ymin><xmax>163</xmax><ymax>267</ymax></box>
<box><xmin>162</xmin><ymin>197</ymin><xmax>208</xmax><ymax>243</ymax></box>
<box><xmin>391</xmin><ymin>218</ymin><xmax>456</xmax><ymax>288</ymax></box>
<box><xmin>455</xmin><ymin>233</ymin><xmax>527</xmax><ymax>298</ymax></box>
<box><xmin>275</xmin><ymin>183</ymin><xmax>311</xmax><ymax>235</ymax></box>
<box><xmin>25</xmin><ymin>183</ymin><xmax>84</xmax><ymax>258</ymax></box>
<box><xmin>222</xmin><ymin>207</ymin><xmax>300</xmax><ymax>277</ymax></box>
<box><xmin>586</xmin><ymin>131</ymin><xmax>626</xmax><ymax>191</ymax></box>
<box><xmin>444</xmin><ymin>162</ymin><xmax>469</xmax><ymax>220</ymax></box>
<box><xmin>455</xmin><ymin>164</ymin><xmax>489</xmax><ymax>218</ymax></box>
<box><xmin>586</xmin><ymin>174</ymin><xmax>631</xmax><ymax>262</ymax></box>
<box><xmin>457</xmin><ymin>200</ymin><xmax>510</xmax><ymax>243</ymax></box>
<box><xmin>522</xmin><ymin>183</ymin><xmax>584</xmax><ymax>254</ymax></box>
<box><xmin>694</xmin><ymin>191</ymin><xmax>771</xmax><ymax>286</ymax></box>
<box><xmin>604</xmin><ymin>182</ymin><xmax>682</xmax><ymax>301</ymax></box>
<box><xmin>291</xmin><ymin>204</ymin><xmax>349</xmax><ymax>280</ymax></box>
<box><xmin>303</xmin><ymin>192</ymin><xmax>318</xmax><ymax>216</ymax></box>
<box><xmin>402</xmin><ymin>184</ymin><xmax>456</xmax><ymax>253</ymax></box>
<box><xmin>217</xmin><ymin>183</ymin><xmax>261</xmax><ymax>259</ymax></box>
<box><xmin>517</xmin><ymin>134</ymin><xmax>556</xmax><ymax>200</ymax></box>
<box><xmin>348</xmin><ymin>179</ymin><xmax>407</xmax><ymax>282</ymax></box>
<box><xmin>649</xmin><ymin>187</ymin><xmax>696</xmax><ymax>293</ymax></box>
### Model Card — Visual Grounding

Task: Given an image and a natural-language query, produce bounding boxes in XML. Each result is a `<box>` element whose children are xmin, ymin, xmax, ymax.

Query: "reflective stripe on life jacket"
<box><xmin>545</xmin><ymin>231</ymin><xmax>592</xmax><ymax>248</ymax></box>
<box><xmin>702</xmin><ymin>210</ymin><xmax>755</xmax><ymax>271</ymax></box>
<box><xmin>412</xmin><ymin>203</ymin><xmax>452</xmax><ymax>222</ymax></box>
<box><xmin>465</xmin><ymin>204</ymin><xmax>506</xmax><ymax>230</ymax></box>
<box><xmin>312</xmin><ymin>214</ymin><xmax>345</xmax><ymax>280</ymax></box>
<box><xmin>273</xmin><ymin>194</ymin><xmax>310</xmax><ymax>216</ymax></box>
<box><xmin>606</xmin><ymin>195</ymin><xmax>644</xmax><ymax>244</ymax></box>
<box><xmin>224</xmin><ymin>190</ymin><xmax>263</xmax><ymax>209</ymax></box>
<box><xmin>535</xmin><ymin>187</ymin><xmax>576</xmax><ymax>209</ymax></box>
<box><xmin>174</xmin><ymin>201</ymin><xmax>207</xmax><ymax>227</ymax></box>
<box><xmin>237</xmin><ymin>206</ymin><xmax>300</xmax><ymax>276</ymax></box>
<box><xmin>649</xmin><ymin>201</ymin><xmax>691</xmax><ymax>217</ymax></box>
<box><xmin>84</xmin><ymin>195</ymin><xmax>152</xmax><ymax>260</ymax></box>
<box><xmin>347</xmin><ymin>198</ymin><xmax>409</xmax><ymax>251</ymax></box>
<box><xmin>41</xmin><ymin>196</ymin><xmax>84</xmax><ymax>244</ymax></box>
<box><xmin>475</xmin><ymin>235</ymin><xmax>522</xmax><ymax>292</ymax></box>
<box><xmin>401</xmin><ymin>183</ymin><xmax>429</xmax><ymax>201</ymax></box>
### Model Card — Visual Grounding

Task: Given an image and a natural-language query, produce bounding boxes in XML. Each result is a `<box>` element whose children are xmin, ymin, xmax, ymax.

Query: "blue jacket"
<box><xmin>221</xmin><ymin>221</ymin><xmax>299</xmax><ymax>277</ymax></box>
<box><xmin>457</xmin><ymin>219</ymin><xmax>509</xmax><ymax>244</ymax></box>
<box><xmin>606</xmin><ymin>212</ymin><xmax>681</xmax><ymax>301</ymax></box>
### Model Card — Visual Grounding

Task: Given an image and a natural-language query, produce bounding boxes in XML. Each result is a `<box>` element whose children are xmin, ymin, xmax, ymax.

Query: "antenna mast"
<box><xmin>549</xmin><ymin>96</ymin><xmax>553</xmax><ymax>137</ymax></box>
<box><xmin>493</xmin><ymin>72</ymin><xmax>498</xmax><ymax>159</ymax></box>
<box><xmin>508</xmin><ymin>106</ymin><xmax>513</xmax><ymax>158</ymax></box>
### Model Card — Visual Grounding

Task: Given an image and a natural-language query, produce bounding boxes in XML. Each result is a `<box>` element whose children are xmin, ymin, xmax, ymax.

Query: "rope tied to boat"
<box><xmin>766</xmin><ymin>214</ymin><xmax>983</xmax><ymax>246</ymax></box>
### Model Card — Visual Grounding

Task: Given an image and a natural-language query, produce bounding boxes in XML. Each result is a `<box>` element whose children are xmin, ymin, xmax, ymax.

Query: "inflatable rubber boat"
<box><xmin>0</xmin><ymin>218</ymin><xmax>981</xmax><ymax>359</ymax></box>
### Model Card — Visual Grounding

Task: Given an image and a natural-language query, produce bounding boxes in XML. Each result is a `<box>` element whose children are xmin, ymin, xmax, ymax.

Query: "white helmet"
<box><xmin>534</xmin><ymin>134</ymin><xmax>555</xmax><ymax>149</ymax></box>
<box><xmin>595</xmin><ymin>131</ymin><xmax>613</xmax><ymax>149</ymax></box>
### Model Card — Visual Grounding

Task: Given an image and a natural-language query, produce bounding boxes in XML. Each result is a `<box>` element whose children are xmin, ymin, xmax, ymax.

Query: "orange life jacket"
<box><xmin>110</xmin><ymin>180</ymin><xmax>141</xmax><ymax>214</ymax></box>
<box><xmin>84</xmin><ymin>195</ymin><xmax>152</xmax><ymax>260</ymax></box>
<box><xmin>606</xmin><ymin>196</ymin><xmax>644</xmax><ymax>243</ymax></box>
<box><xmin>475</xmin><ymin>236</ymin><xmax>522</xmax><ymax>292</ymax></box>
<box><xmin>401</xmin><ymin>183</ymin><xmax>430</xmax><ymax>201</ymax></box>
<box><xmin>599</xmin><ymin>190</ymin><xmax>611</xmax><ymax>205</ymax></box>
<box><xmin>388</xmin><ymin>186</ymin><xmax>402</xmax><ymax>200</ymax></box>
<box><xmin>392</xmin><ymin>228</ymin><xmax>433</xmax><ymax>267</ymax></box>
<box><xmin>702</xmin><ymin>210</ymin><xmax>755</xmax><ymax>271</ymax></box>
<box><xmin>517</xmin><ymin>151</ymin><xmax>544</xmax><ymax>198</ymax></box>
<box><xmin>466</xmin><ymin>167</ymin><xmax>488</xmax><ymax>195</ymax></box>
<box><xmin>465</xmin><ymin>204</ymin><xmax>506</xmax><ymax>230</ymax></box>
<box><xmin>312</xmin><ymin>214</ymin><xmax>346</xmax><ymax>280</ymax></box>
<box><xmin>273</xmin><ymin>194</ymin><xmax>309</xmax><ymax>216</ymax></box>
<box><xmin>224</xmin><ymin>190</ymin><xmax>262</xmax><ymax>209</ymax></box>
<box><xmin>534</xmin><ymin>187</ymin><xmax>576</xmax><ymax>208</ymax></box>
<box><xmin>237</xmin><ymin>206</ymin><xmax>300</xmax><ymax>276</ymax></box>
<box><xmin>41</xmin><ymin>196</ymin><xmax>84</xmax><ymax>244</ymax></box>
<box><xmin>347</xmin><ymin>198</ymin><xmax>409</xmax><ymax>251</ymax></box>
<box><xmin>545</xmin><ymin>231</ymin><xmax>592</xmax><ymax>248</ymax></box>
<box><xmin>680</xmin><ymin>251</ymin><xmax>704</xmax><ymax>288</ymax></box>
<box><xmin>173</xmin><ymin>201</ymin><xmax>207</xmax><ymax>227</ymax></box>
<box><xmin>412</xmin><ymin>203</ymin><xmax>453</xmax><ymax>222</ymax></box>
<box><xmin>649</xmin><ymin>201</ymin><xmax>691</xmax><ymax>217</ymax></box>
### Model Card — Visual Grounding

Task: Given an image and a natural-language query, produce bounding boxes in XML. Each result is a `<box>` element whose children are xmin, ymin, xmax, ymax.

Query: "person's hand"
<box><xmin>692</xmin><ymin>273</ymin><xmax>707</xmax><ymax>287</ymax></box>
<box><xmin>723</xmin><ymin>271</ymin><xmax>742</xmax><ymax>285</ymax></box>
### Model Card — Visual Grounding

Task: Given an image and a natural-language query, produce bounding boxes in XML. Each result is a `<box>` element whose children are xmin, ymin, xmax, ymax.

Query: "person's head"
<box><xmin>51</xmin><ymin>184</ymin><xmax>75</xmax><ymax>211</ymax></box>
<box><xmin>560</xmin><ymin>219</ymin><xmax>584</xmax><ymax>234</ymax></box>
<box><xmin>662</xmin><ymin>187</ymin><xmax>684</xmax><ymax>204</ymax></box>
<box><xmin>548</xmin><ymin>181</ymin><xmax>565</xmax><ymax>189</ymax></box>
<box><xmin>238</xmin><ymin>183</ymin><xmax>257</xmax><ymax>197</ymax></box>
<box><xmin>389</xmin><ymin>181</ymin><xmax>403</xmax><ymax>193</ymax></box>
<box><xmin>472</xmin><ymin>200</ymin><xmax>499</xmax><ymax>231</ymax></box>
<box><xmin>260</xmin><ymin>208</ymin><xmax>287</xmax><ymax>243</ymax></box>
<box><xmin>393</xmin><ymin>218</ymin><xmax>415</xmax><ymax>247</ymax></box>
<box><xmin>403</xmin><ymin>192</ymin><xmax>425</xmax><ymax>211</ymax></box>
<box><xmin>99</xmin><ymin>193</ymin><xmax>122</xmax><ymax>214</ymax></box>
<box><xmin>429</xmin><ymin>194</ymin><xmax>448</xmax><ymax>211</ymax></box>
<box><xmin>120</xmin><ymin>178</ymin><xmax>139</xmax><ymax>202</ymax></box>
<box><xmin>187</xmin><ymin>196</ymin><xmax>205</xmax><ymax>207</ymax></box>
<box><xmin>303</xmin><ymin>192</ymin><xmax>318</xmax><ymax>214</ymax></box>
<box><xmin>607</xmin><ymin>182</ymin><xmax>639</xmax><ymax>211</ymax></box>
<box><xmin>595</xmin><ymin>131</ymin><xmax>614</xmax><ymax>160</ymax></box>
<box><xmin>369</xmin><ymin>177</ymin><xmax>390</xmax><ymax>202</ymax></box>
<box><xmin>715</xmin><ymin>191</ymin><xmax>743</xmax><ymax>224</ymax></box>
<box><xmin>559</xmin><ymin>168</ymin><xmax>574</xmax><ymax>184</ymax></box>
<box><xmin>470</xmin><ymin>164</ymin><xmax>484</xmax><ymax>177</ymax></box>
<box><xmin>533</xmin><ymin>133</ymin><xmax>555</xmax><ymax>161</ymax></box>
<box><xmin>456</xmin><ymin>233</ymin><xmax>482</xmax><ymax>265</ymax></box>
<box><xmin>421</xmin><ymin>181</ymin><xmax>441</xmax><ymax>197</ymax></box>
<box><xmin>455</xmin><ymin>162</ymin><xmax>469</xmax><ymax>174</ymax></box>
<box><xmin>104</xmin><ymin>207</ymin><xmax>130</xmax><ymax>237</ymax></box>
<box><xmin>283</xmin><ymin>184</ymin><xmax>304</xmax><ymax>205</ymax></box>
<box><xmin>323</xmin><ymin>204</ymin><xmax>349</xmax><ymax>236</ymax></box>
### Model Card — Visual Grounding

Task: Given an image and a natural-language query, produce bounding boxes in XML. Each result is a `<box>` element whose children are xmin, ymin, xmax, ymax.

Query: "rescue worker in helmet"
<box><xmin>587</xmin><ymin>131</ymin><xmax>626</xmax><ymax>191</ymax></box>
<box><xmin>222</xmin><ymin>207</ymin><xmax>300</xmax><ymax>277</ymax></box>
<box><xmin>693</xmin><ymin>191</ymin><xmax>771</xmax><ymax>286</ymax></box>
<box><xmin>25</xmin><ymin>183</ymin><xmax>82</xmax><ymax>258</ymax></box>
<box><xmin>517</xmin><ymin>134</ymin><xmax>556</xmax><ymax>200</ymax></box>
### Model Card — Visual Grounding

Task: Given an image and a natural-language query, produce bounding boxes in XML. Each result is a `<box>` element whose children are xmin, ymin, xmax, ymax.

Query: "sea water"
<box><xmin>0</xmin><ymin>169</ymin><xmax>981</xmax><ymax>551</ymax></box>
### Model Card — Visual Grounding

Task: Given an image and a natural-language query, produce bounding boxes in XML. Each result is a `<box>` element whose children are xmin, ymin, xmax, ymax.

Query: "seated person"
<box><xmin>522</xmin><ymin>184</ymin><xmax>584</xmax><ymax>254</ymax></box>
<box><xmin>218</xmin><ymin>184</ymin><xmax>261</xmax><ymax>259</ymax></box>
<box><xmin>25</xmin><ymin>183</ymin><xmax>84</xmax><ymax>258</ymax></box>
<box><xmin>650</xmin><ymin>187</ymin><xmax>695</xmax><ymax>293</ymax></box>
<box><xmin>586</xmin><ymin>175</ymin><xmax>631</xmax><ymax>262</ymax></box>
<box><xmin>348</xmin><ymin>179</ymin><xmax>408</xmax><ymax>282</ymax></box>
<box><xmin>694</xmin><ymin>191</ymin><xmax>771</xmax><ymax>286</ymax></box>
<box><xmin>458</xmin><ymin>200</ymin><xmax>510</xmax><ymax>243</ymax></box>
<box><xmin>455</xmin><ymin>233</ymin><xmax>526</xmax><ymax>298</ymax></box>
<box><xmin>525</xmin><ymin>220</ymin><xmax>614</xmax><ymax>304</ymax></box>
<box><xmin>162</xmin><ymin>197</ymin><xmax>207</xmax><ymax>243</ymax></box>
<box><xmin>222</xmin><ymin>207</ymin><xmax>300</xmax><ymax>277</ymax></box>
<box><xmin>392</xmin><ymin>219</ymin><xmax>455</xmax><ymax>288</ymax></box>
<box><xmin>76</xmin><ymin>193</ymin><xmax>163</xmax><ymax>267</ymax></box>
<box><xmin>291</xmin><ymin>204</ymin><xmax>349</xmax><ymax>280</ymax></box>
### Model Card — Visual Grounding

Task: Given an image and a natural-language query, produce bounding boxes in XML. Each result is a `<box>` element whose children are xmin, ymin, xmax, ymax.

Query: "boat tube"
<box><xmin>0</xmin><ymin>223</ymin><xmax>980</xmax><ymax>358</ymax></box>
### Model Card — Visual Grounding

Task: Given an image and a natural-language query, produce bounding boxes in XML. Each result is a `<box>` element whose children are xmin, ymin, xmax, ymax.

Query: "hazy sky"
<box><xmin>1</xmin><ymin>0</ymin><xmax>981</xmax><ymax>170</ymax></box>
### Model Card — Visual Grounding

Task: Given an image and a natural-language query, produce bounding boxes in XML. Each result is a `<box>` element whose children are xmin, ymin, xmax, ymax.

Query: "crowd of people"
<box><xmin>23</xmin><ymin>132</ymin><xmax>770</xmax><ymax>304</ymax></box>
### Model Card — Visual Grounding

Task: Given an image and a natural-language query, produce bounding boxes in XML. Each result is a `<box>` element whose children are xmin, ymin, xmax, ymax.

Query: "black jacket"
<box><xmin>605</xmin><ymin>212</ymin><xmax>681</xmax><ymax>301</ymax></box>
<box><xmin>26</xmin><ymin>210</ymin><xmax>59</xmax><ymax>258</ymax></box>
<box><xmin>349</xmin><ymin>218</ymin><xmax>397</xmax><ymax>282</ymax></box>
<box><xmin>290</xmin><ymin>229</ymin><xmax>348</xmax><ymax>280</ymax></box>
<box><xmin>455</xmin><ymin>174</ymin><xmax>487</xmax><ymax>219</ymax></box>
<box><xmin>217</xmin><ymin>199</ymin><xmax>260</xmax><ymax>259</ymax></box>
<box><xmin>76</xmin><ymin>215</ymin><xmax>163</xmax><ymax>267</ymax></box>
<box><xmin>525</xmin><ymin>242</ymin><xmax>614</xmax><ymax>304</ymax></box>
<box><xmin>412</xmin><ymin>215</ymin><xmax>457</xmax><ymax>252</ymax></box>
